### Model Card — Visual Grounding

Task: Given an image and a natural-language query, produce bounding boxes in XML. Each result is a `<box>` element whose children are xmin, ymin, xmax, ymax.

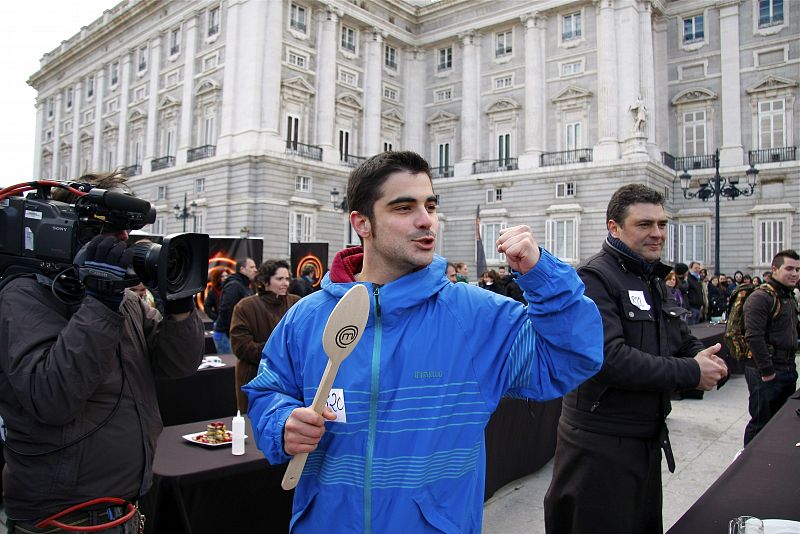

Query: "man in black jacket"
<box><xmin>687</xmin><ymin>261</ymin><xmax>705</xmax><ymax>324</ymax></box>
<box><xmin>212</xmin><ymin>258</ymin><xmax>256</xmax><ymax>353</ymax></box>
<box><xmin>544</xmin><ymin>184</ymin><xmax>728</xmax><ymax>534</ymax></box>
<box><xmin>743</xmin><ymin>249</ymin><xmax>800</xmax><ymax>445</ymax></box>
<box><xmin>0</xmin><ymin>172</ymin><xmax>205</xmax><ymax>532</ymax></box>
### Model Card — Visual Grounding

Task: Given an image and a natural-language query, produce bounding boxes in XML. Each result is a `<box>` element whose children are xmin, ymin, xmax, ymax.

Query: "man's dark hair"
<box><xmin>606</xmin><ymin>184</ymin><xmax>664</xmax><ymax>224</ymax></box>
<box><xmin>51</xmin><ymin>170</ymin><xmax>130</xmax><ymax>203</ymax></box>
<box><xmin>255</xmin><ymin>259</ymin><xmax>290</xmax><ymax>289</ymax></box>
<box><xmin>771</xmin><ymin>249</ymin><xmax>800</xmax><ymax>269</ymax></box>
<box><xmin>235</xmin><ymin>258</ymin><xmax>253</xmax><ymax>274</ymax></box>
<box><xmin>301</xmin><ymin>264</ymin><xmax>315</xmax><ymax>277</ymax></box>
<box><xmin>346</xmin><ymin>151</ymin><xmax>432</xmax><ymax>224</ymax></box>
<box><xmin>674</xmin><ymin>262</ymin><xmax>689</xmax><ymax>276</ymax></box>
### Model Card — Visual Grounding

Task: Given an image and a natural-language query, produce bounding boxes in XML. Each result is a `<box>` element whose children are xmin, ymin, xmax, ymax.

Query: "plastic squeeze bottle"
<box><xmin>232</xmin><ymin>410</ymin><xmax>245</xmax><ymax>455</ymax></box>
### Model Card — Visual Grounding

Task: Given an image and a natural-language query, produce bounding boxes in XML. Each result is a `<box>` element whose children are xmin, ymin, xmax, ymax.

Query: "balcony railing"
<box><xmin>285</xmin><ymin>141</ymin><xmax>322</xmax><ymax>161</ymax></box>
<box><xmin>472</xmin><ymin>158</ymin><xmax>518</xmax><ymax>175</ymax></box>
<box><xmin>540</xmin><ymin>149</ymin><xmax>593</xmax><ymax>167</ymax></box>
<box><xmin>431</xmin><ymin>166</ymin><xmax>454</xmax><ymax>179</ymax></box>
<box><xmin>662</xmin><ymin>152</ymin><xmax>676</xmax><ymax>170</ymax></box>
<box><xmin>674</xmin><ymin>154</ymin><xmax>716</xmax><ymax>171</ymax></box>
<box><xmin>187</xmin><ymin>145</ymin><xmax>217</xmax><ymax>162</ymax></box>
<box><xmin>151</xmin><ymin>156</ymin><xmax>175</xmax><ymax>172</ymax></box>
<box><xmin>340</xmin><ymin>153</ymin><xmax>367</xmax><ymax>168</ymax></box>
<box><xmin>749</xmin><ymin>146</ymin><xmax>796</xmax><ymax>165</ymax></box>
<box><xmin>121</xmin><ymin>164</ymin><xmax>141</xmax><ymax>177</ymax></box>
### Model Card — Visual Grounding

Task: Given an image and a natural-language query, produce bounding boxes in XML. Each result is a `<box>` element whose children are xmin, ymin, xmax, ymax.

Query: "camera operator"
<box><xmin>0</xmin><ymin>172</ymin><xmax>205</xmax><ymax>533</ymax></box>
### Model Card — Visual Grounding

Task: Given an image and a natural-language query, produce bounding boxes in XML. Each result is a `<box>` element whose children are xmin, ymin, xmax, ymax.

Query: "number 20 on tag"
<box><xmin>326</xmin><ymin>388</ymin><xmax>347</xmax><ymax>423</ymax></box>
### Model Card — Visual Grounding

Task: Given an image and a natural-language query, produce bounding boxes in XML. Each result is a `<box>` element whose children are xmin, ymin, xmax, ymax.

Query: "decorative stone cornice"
<box><xmin>337</xmin><ymin>93</ymin><xmax>363</xmax><ymax>110</ymax></box>
<box><xmin>546</xmin><ymin>203</ymin><xmax>583</xmax><ymax>214</ymax></box>
<box><xmin>486</xmin><ymin>98</ymin><xmax>521</xmax><ymax>114</ymax></box>
<box><xmin>552</xmin><ymin>85</ymin><xmax>593</xmax><ymax>103</ymax></box>
<box><xmin>195</xmin><ymin>79</ymin><xmax>221</xmax><ymax>96</ymax></box>
<box><xmin>745</xmin><ymin>75</ymin><xmax>798</xmax><ymax>95</ymax></box>
<box><xmin>281</xmin><ymin>76</ymin><xmax>316</xmax><ymax>96</ymax></box>
<box><xmin>426</xmin><ymin>109</ymin><xmax>458</xmax><ymax>125</ymax></box>
<box><xmin>382</xmin><ymin>108</ymin><xmax>405</xmax><ymax>124</ymax></box>
<box><xmin>671</xmin><ymin>87</ymin><xmax>718</xmax><ymax>106</ymax></box>
<box><xmin>747</xmin><ymin>203</ymin><xmax>794</xmax><ymax>215</ymax></box>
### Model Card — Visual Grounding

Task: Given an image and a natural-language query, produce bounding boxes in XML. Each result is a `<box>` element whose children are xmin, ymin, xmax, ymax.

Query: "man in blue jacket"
<box><xmin>245</xmin><ymin>151</ymin><xmax>603</xmax><ymax>533</ymax></box>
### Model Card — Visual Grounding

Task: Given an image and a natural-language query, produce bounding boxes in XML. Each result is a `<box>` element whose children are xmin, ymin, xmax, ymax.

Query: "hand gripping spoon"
<box><xmin>281</xmin><ymin>284</ymin><xmax>371</xmax><ymax>490</ymax></box>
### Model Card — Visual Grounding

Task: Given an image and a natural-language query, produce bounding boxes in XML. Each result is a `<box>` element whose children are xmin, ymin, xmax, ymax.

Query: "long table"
<box><xmin>667</xmin><ymin>390</ymin><xmax>800</xmax><ymax>532</ymax></box>
<box><xmin>140</xmin><ymin>418</ymin><xmax>293</xmax><ymax>534</ymax></box>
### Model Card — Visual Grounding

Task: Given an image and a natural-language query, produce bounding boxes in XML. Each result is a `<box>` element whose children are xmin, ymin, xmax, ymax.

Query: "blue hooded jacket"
<box><xmin>245</xmin><ymin>248</ymin><xmax>602</xmax><ymax>533</ymax></box>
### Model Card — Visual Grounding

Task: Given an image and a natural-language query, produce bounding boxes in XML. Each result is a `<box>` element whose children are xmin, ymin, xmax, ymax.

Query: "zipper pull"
<box><xmin>373</xmin><ymin>284</ymin><xmax>381</xmax><ymax>318</ymax></box>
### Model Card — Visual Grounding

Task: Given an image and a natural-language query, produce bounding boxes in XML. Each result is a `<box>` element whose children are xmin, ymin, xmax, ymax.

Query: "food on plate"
<box><xmin>193</xmin><ymin>421</ymin><xmax>232</xmax><ymax>444</ymax></box>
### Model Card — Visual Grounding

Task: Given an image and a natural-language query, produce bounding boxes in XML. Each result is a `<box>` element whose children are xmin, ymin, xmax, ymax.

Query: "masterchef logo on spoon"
<box><xmin>335</xmin><ymin>325</ymin><xmax>359</xmax><ymax>348</ymax></box>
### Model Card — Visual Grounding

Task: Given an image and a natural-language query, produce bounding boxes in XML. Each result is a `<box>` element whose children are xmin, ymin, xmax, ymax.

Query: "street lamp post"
<box><xmin>679</xmin><ymin>149</ymin><xmax>759</xmax><ymax>275</ymax></box>
<box><xmin>329</xmin><ymin>187</ymin><xmax>348</xmax><ymax>211</ymax></box>
<box><xmin>173</xmin><ymin>192</ymin><xmax>198</xmax><ymax>232</ymax></box>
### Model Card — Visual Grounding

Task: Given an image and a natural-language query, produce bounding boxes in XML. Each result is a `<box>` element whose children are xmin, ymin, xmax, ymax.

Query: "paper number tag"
<box><xmin>326</xmin><ymin>388</ymin><xmax>347</xmax><ymax>423</ymax></box>
<box><xmin>628</xmin><ymin>290</ymin><xmax>651</xmax><ymax>311</ymax></box>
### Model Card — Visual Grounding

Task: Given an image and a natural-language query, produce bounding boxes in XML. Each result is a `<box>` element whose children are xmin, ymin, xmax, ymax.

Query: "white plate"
<box><xmin>182</xmin><ymin>431</ymin><xmax>247</xmax><ymax>448</ymax></box>
<box><xmin>763</xmin><ymin>519</ymin><xmax>800</xmax><ymax>534</ymax></box>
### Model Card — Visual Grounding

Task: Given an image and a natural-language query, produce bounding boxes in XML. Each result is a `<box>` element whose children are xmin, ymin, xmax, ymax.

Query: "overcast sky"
<box><xmin>0</xmin><ymin>1</ymin><xmax>115</xmax><ymax>189</ymax></box>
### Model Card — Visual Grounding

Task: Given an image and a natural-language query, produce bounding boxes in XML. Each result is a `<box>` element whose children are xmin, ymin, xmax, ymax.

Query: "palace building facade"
<box><xmin>29</xmin><ymin>0</ymin><xmax>799</xmax><ymax>274</ymax></box>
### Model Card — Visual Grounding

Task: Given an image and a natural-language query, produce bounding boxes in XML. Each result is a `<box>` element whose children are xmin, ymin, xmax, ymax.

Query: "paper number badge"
<box><xmin>628</xmin><ymin>290</ymin><xmax>651</xmax><ymax>311</ymax></box>
<box><xmin>326</xmin><ymin>388</ymin><xmax>347</xmax><ymax>423</ymax></box>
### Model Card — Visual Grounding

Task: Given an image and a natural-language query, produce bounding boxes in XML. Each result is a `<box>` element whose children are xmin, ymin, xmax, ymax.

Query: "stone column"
<box><xmin>33</xmin><ymin>100</ymin><xmax>44</xmax><ymax>179</ymax></box>
<box><xmin>117</xmin><ymin>52</ymin><xmax>132</xmax><ymax>166</ymax></box>
<box><xmin>315</xmin><ymin>7</ymin><xmax>340</xmax><ymax>162</ymax></box>
<box><xmin>402</xmin><ymin>47</ymin><xmax>425</xmax><ymax>152</ymax></box>
<box><xmin>652</xmin><ymin>15</ymin><xmax>669</xmax><ymax>152</ymax></box>
<box><xmin>520</xmin><ymin>13</ymin><xmax>546</xmax><ymax>169</ymax></box>
<box><xmin>177</xmin><ymin>14</ymin><xmax>198</xmax><ymax>165</ymax></box>
<box><xmin>217</xmin><ymin>0</ymin><xmax>241</xmax><ymax>155</ymax></box>
<box><xmin>218</xmin><ymin>0</ymin><xmax>266</xmax><ymax>154</ymax></box>
<box><xmin>70</xmin><ymin>81</ymin><xmax>83</xmax><ymax>178</ymax></box>
<box><xmin>92</xmin><ymin>68</ymin><xmax>106</xmax><ymax>170</ymax></box>
<box><xmin>456</xmin><ymin>30</ymin><xmax>478</xmax><ymax>174</ymax></box>
<box><xmin>719</xmin><ymin>2</ymin><xmax>744</xmax><ymax>167</ymax></box>
<box><xmin>144</xmin><ymin>35</ymin><xmax>162</xmax><ymax>164</ymax></box>
<box><xmin>639</xmin><ymin>1</ymin><xmax>657</xmax><ymax>157</ymax></box>
<box><xmin>260</xmin><ymin>0</ymin><xmax>284</xmax><ymax>151</ymax></box>
<box><xmin>52</xmin><ymin>93</ymin><xmax>62</xmax><ymax>180</ymax></box>
<box><xmin>363</xmin><ymin>28</ymin><xmax>385</xmax><ymax>157</ymax></box>
<box><xmin>616</xmin><ymin>0</ymin><xmax>645</xmax><ymax>155</ymax></box>
<box><xmin>594</xmin><ymin>0</ymin><xmax>619</xmax><ymax>160</ymax></box>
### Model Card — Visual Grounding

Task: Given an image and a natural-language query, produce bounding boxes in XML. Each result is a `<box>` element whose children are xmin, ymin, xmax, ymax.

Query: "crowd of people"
<box><xmin>663</xmin><ymin>260</ymin><xmax>778</xmax><ymax>325</ymax></box>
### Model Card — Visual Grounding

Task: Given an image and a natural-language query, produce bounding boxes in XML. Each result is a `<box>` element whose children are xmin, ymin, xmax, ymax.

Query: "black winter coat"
<box><xmin>561</xmin><ymin>241</ymin><xmax>703</xmax><ymax>439</ymax></box>
<box><xmin>213</xmin><ymin>273</ymin><xmax>253</xmax><ymax>335</ymax></box>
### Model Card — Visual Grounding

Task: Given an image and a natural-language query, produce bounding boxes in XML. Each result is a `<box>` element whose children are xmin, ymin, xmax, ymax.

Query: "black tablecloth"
<box><xmin>667</xmin><ymin>391</ymin><xmax>800</xmax><ymax>532</ymax></box>
<box><xmin>140</xmin><ymin>418</ymin><xmax>293</xmax><ymax>534</ymax></box>
<box><xmin>484</xmin><ymin>397</ymin><xmax>562</xmax><ymax>498</ymax></box>
<box><xmin>156</xmin><ymin>353</ymin><xmax>238</xmax><ymax>426</ymax></box>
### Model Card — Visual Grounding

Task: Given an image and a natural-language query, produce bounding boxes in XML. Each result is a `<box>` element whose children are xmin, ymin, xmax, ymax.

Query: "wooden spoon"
<box><xmin>281</xmin><ymin>284</ymin><xmax>371</xmax><ymax>490</ymax></box>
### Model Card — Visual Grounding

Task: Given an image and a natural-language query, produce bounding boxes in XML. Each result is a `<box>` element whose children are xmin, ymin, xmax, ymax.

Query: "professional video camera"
<box><xmin>0</xmin><ymin>180</ymin><xmax>208</xmax><ymax>304</ymax></box>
